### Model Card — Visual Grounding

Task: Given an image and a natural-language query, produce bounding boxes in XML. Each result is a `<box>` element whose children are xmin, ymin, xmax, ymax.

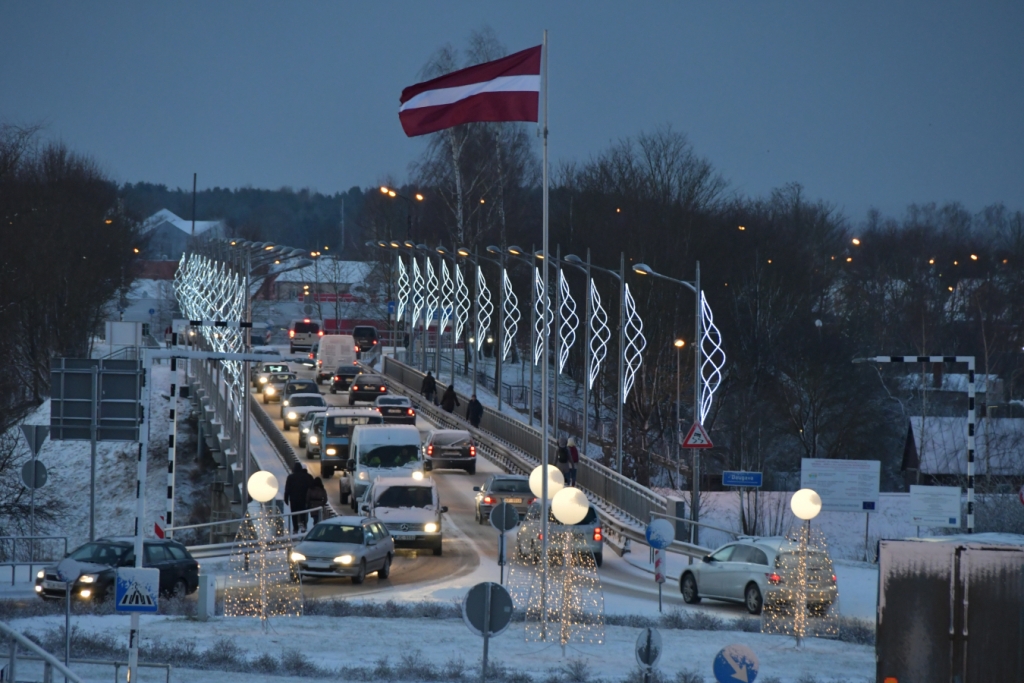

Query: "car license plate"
<box><xmin>505</xmin><ymin>498</ymin><xmax>523</xmax><ymax>504</ymax></box>
<box><xmin>306</xmin><ymin>562</ymin><xmax>332</xmax><ymax>570</ymax></box>
<box><xmin>394</xmin><ymin>534</ymin><xmax>414</xmax><ymax>541</ymax></box>
<box><xmin>43</xmin><ymin>580</ymin><xmax>66</xmax><ymax>590</ymax></box>
<box><xmin>387</xmin><ymin>409</ymin><xmax>402</xmax><ymax>414</ymax></box>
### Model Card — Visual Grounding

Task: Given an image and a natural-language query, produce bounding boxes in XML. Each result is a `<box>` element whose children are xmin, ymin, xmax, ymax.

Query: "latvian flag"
<box><xmin>399</xmin><ymin>45</ymin><xmax>542</xmax><ymax>137</ymax></box>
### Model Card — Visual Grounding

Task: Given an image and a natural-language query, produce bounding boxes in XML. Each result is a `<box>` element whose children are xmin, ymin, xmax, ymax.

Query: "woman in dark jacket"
<box><xmin>440</xmin><ymin>385</ymin><xmax>460</xmax><ymax>413</ymax></box>
<box><xmin>306</xmin><ymin>477</ymin><xmax>328</xmax><ymax>525</ymax></box>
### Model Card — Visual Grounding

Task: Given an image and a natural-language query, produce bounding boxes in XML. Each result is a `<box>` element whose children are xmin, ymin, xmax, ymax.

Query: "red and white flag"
<box><xmin>399</xmin><ymin>45</ymin><xmax>542</xmax><ymax>137</ymax></box>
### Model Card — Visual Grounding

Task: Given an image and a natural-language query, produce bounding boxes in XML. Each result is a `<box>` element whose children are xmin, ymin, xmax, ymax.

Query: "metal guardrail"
<box><xmin>1</xmin><ymin>621</ymin><xmax>85</xmax><ymax>683</ymax></box>
<box><xmin>1</xmin><ymin>536</ymin><xmax>68</xmax><ymax>585</ymax></box>
<box><xmin>4</xmin><ymin>654</ymin><xmax>172</xmax><ymax>683</ymax></box>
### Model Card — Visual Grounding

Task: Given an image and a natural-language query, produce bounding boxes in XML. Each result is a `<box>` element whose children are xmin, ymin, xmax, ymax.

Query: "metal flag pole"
<box><xmin>529</xmin><ymin>244</ymin><xmax>536</xmax><ymax>427</ymax></box>
<box><xmin>539</xmin><ymin>28</ymin><xmax>550</xmax><ymax>641</ymax></box>
<box><xmin>552</xmin><ymin>244</ymin><xmax>561</xmax><ymax>440</ymax></box>
<box><xmin>472</xmin><ymin>250</ymin><xmax>479</xmax><ymax>396</ymax></box>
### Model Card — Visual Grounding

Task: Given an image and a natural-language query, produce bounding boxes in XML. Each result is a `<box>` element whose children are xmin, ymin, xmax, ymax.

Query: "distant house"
<box><xmin>266</xmin><ymin>261</ymin><xmax>376</xmax><ymax>301</ymax></box>
<box><xmin>140</xmin><ymin>209</ymin><xmax>226</xmax><ymax>260</ymax></box>
<box><xmin>902</xmin><ymin>416</ymin><xmax>1024</xmax><ymax>489</ymax></box>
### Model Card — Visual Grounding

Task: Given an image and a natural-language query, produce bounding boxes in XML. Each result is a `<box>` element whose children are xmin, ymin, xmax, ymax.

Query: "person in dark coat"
<box><xmin>421</xmin><ymin>371</ymin><xmax>437</xmax><ymax>404</ymax></box>
<box><xmin>306</xmin><ymin>477</ymin><xmax>328</xmax><ymax>526</ymax></box>
<box><xmin>466</xmin><ymin>394</ymin><xmax>483</xmax><ymax>428</ymax></box>
<box><xmin>440</xmin><ymin>385</ymin><xmax>460</xmax><ymax>413</ymax></box>
<box><xmin>283</xmin><ymin>463</ymin><xmax>313</xmax><ymax>533</ymax></box>
<box><xmin>555</xmin><ymin>435</ymin><xmax>570</xmax><ymax>480</ymax></box>
<box><xmin>566</xmin><ymin>436</ymin><xmax>580</xmax><ymax>487</ymax></box>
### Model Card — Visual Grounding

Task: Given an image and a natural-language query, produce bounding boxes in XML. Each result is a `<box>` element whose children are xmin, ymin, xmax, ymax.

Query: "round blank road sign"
<box><xmin>463</xmin><ymin>581</ymin><xmax>514</xmax><ymax>638</ymax></box>
<box><xmin>21</xmin><ymin>460</ymin><xmax>48</xmax><ymax>489</ymax></box>
<box><xmin>635</xmin><ymin>627</ymin><xmax>662</xmax><ymax>667</ymax></box>
<box><xmin>489</xmin><ymin>502</ymin><xmax>520</xmax><ymax>533</ymax></box>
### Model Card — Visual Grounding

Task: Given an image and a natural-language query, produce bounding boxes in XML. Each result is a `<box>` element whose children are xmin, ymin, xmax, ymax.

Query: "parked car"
<box><xmin>679</xmin><ymin>537</ymin><xmax>838</xmax><ymax>615</ymax></box>
<box><xmin>330</xmin><ymin>365</ymin><xmax>362</xmax><ymax>393</ymax></box>
<box><xmin>288</xmin><ymin>516</ymin><xmax>393</xmax><ymax>584</ymax></box>
<box><xmin>298</xmin><ymin>409</ymin><xmax>327</xmax><ymax>448</ymax></box>
<box><xmin>374</xmin><ymin>396</ymin><xmax>416</xmax><ymax>425</ymax></box>
<box><xmin>281</xmin><ymin>393</ymin><xmax>327</xmax><ymax>431</ymax></box>
<box><xmin>352</xmin><ymin>325</ymin><xmax>379</xmax><ymax>353</ymax></box>
<box><xmin>35</xmin><ymin>538</ymin><xmax>199</xmax><ymax>602</ymax></box>
<box><xmin>422</xmin><ymin>429</ymin><xmax>477</xmax><ymax>474</ymax></box>
<box><xmin>347</xmin><ymin>374</ymin><xmax>388</xmax><ymax>405</ymax></box>
<box><xmin>473</xmin><ymin>474</ymin><xmax>534</xmax><ymax>524</ymax></box>
<box><xmin>280</xmin><ymin>379</ymin><xmax>321</xmax><ymax>417</ymax></box>
<box><xmin>262</xmin><ymin>372</ymin><xmax>296</xmax><ymax>404</ymax></box>
<box><xmin>254</xmin><ymin>363</ymin><xmax>291</xmax><ymax>390</ymax></box>
<box><xmin>360</xmin><ymin>476</ymin><xmax>447</xmax><ymax>555</ymax></box>
<box><xmin>319</xmin><ymin>407</ymin><xmax>384</xmax><ymax>480</ymax></box>
<box><xmin>316</xmin><ymin>335</ymin><xmax>357</xmax><ymax>384</ymax></box>
<box><xmin>516</xmin><ymin>503</ymin><xmax>604</xmax><ymax>567</ymax></box>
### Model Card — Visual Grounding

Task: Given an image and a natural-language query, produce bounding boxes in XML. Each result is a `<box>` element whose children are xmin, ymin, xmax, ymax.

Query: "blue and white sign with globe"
<box><xmin>713</xmin><ymin>644</ymin><xmax>759</xmax><ymax>683</ymax></box>
<box><xmin>645</xmin><ymin>518</ymin><xmax>675</xmax><ymax>550</ymax></box>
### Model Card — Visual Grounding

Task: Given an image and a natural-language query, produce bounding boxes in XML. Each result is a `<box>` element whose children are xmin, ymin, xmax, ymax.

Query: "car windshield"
<box><xmin>290</xmin><ymin>396</ymin><xmax>323</xmax><ymax>407</ymax></box>
<box><xmin>375</xmin><ymin>486</ymin><xmax>433</xmax><ymax>508</ymax></box>
<box><xmin>326</xmin><ymin>415</ymin><xmax>379</xmax><ymax>436</ymax></box>
<box><xmin>431</xmin><ymin>432</ymin><xmax>471</xmax><ymax>447</ymax></box>
<box><xmin>491</xmin><ymin>479</ymin><xmax>531</xmax><ymax>494</ymax></box>
<box><xmin>353</xmin><ymin>327</ymin><xmax>376</xmax><ymax>339</ymax></box>
<box><xmin>287</xmin><ymin>382</ymin><xmax>317</xmax><ymax>394</ymax></box>
<box><xmin>377</xmin><ymin>398</ymin><xmax>406</xmax><ymax>406</ymax></box>
<box><xmin>68</xmin><ymin>542</ymin><xmax>130</xmax><ymax>565</ymax></box>
<box><xmin>294</xmin><ymin>322</ymin><xmax>320</xmax><ymax>334</ymax></box>
<box><xmin>335</xmin><ymin>367</ymin><xmax>359</xmax><ymax>375</ymax></box>
<box><xmin>362</xmin><ymin>444</ymin><xmax>420</xmax><ymax>468</ymax></box>
<box><xmin>305</xmin><ymin>524</ymin><xmax>364</xmax><ymax>544</ymax></box>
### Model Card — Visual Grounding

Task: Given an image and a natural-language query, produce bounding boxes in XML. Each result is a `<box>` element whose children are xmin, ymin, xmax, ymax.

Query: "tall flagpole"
<box><xmin>540</xmin><ymin>28</ymin><xmax>550</xmax><ymax>641</ymax></box>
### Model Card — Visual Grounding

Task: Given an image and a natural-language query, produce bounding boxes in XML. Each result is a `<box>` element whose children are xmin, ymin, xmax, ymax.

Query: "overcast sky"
<box><xmin>2</xmin><ymin>1</ymin><xmax>1021</xmax><ymax>220</ymax></box>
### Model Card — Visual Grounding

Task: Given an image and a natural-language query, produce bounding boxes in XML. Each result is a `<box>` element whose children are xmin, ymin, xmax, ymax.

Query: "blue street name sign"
<box><xmin>722</xmin><ymin>471</ymin><xmax>763</xmax><ymax>488</ymax></box>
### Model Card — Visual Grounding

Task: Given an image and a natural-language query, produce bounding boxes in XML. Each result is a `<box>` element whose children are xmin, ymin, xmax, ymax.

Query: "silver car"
<box><xmin>305</xmin><ymin>413</ymin><xmax>328</xmax><ymax>458</ymax></box>
<box><xmin>298</xmin><ymin>409</ymin><xmax>327</xmax><ymax>448</ymax></box>
<box><xmin>262</xmin><ymin>372</ymin><xmax>296</xmax><ymax>404</ymax></box>
<box><xmin>473</xmin><ymin>475</ymin><xmax>534</xmax><ymax>524</ymax></box>
<box><xmin>281</xmin><ymin>393</ymin><xmax>326</xmax><ymax>431</ymax></box>
<box><xmin>679</xmin><ymin>537</ymin><xmax>839</xmax><ymax>615</ymax></box>
<box><xmin>516</xmin><ymin>502</ymin><xmax>604</xmax><ymax>567</ymax></box>
<box><xmin>288</xmin><ymin>516</ymin><xmax>394</xmax><ymax>584</ymax></box>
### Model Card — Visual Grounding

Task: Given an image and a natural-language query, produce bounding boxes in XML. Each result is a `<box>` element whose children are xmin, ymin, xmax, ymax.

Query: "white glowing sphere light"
<box><xmin>529</xmin><ymin>465</ymin><xmax>564</xmax><ymax>500</ymax></box>
<box><xmin>551</xmin><ymin>487</ymin><xmax>590</xmax><ymax>525</ymax></box>
<box><xmin>790</xmin><ymin>488</ymin><xmax>822</xmax><ymax>521</ymax></box>
<box><xmin>247</xmin><ymin>471</ymin><xmax>279</xmax><ymax>503</ymax></box>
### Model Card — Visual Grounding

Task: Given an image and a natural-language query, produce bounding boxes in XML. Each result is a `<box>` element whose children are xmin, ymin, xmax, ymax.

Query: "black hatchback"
<box><xmin>330</xmin><ymin>365</ymin><xmax>362</xmax><ymax>393</ymax></box>
<box><xmin>35</xmin><ymin>538</ymin><xmax>199</xmax><ymax>602</ymax></box>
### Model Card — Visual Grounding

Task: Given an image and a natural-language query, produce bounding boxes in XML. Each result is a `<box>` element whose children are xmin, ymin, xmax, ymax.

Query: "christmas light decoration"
<box><xmin>454</xmin><ymin>263</ymin><xmax>469</xmax><ymax>340</ymax></box>
<box><xmin>411</xmin><ymin>259</ymin><xmax>425</xmax><ymax>330</ymax></box>
<box><xmin>476</xmin><ymin>266</ymin><xmax>493</xmax><ymax>352</ymax></box>
<box><xmin>760</xmin><ymin>523</ymin><xmax>839</xmax><ymax>644</ymax></box>
<box><xmin>224</xmin><ymin>507</ymin><xmax>303</xmax><ymax>630</ymax></box>
<box><xmin>557</xmin><ymin>270</ymin><xmax>578</xmax><ymax>372</ymax></box>
<box><xmin>533</xmin><ymin>268</ymin><xmax>552</xmax><ymax>365</ymax></box>
<box><xmin>501</xmin><ymin>268</ymin><xmax>520</xmax><ymax>361</ymax></box>
<box><xmin>621</xmin><ymin>283</ymin><xmax>646</xmax><ymax>402</ymax></box>
<box><xmin>424</xmin><ymin>259</ymin><xmax>439</xmax><ymax>330</ymax></box>
<box><xmin>587</xmin><ymin>279</ymin><xmax>610</xmax><ymax>390</ymax></box>
<box><xmin>439</xmin><ymin>259</ymin><xmax>453</xmax><ymax>337</ymax></box>
<box><xmin>698</xmin><ymin>291</ymin><xmax>725</xmax><ymax>422</ymax></box>
<box><xmin>396</xmin><ymin>255</ymin><xmax>410</xmax><ymax>322</ymax></box>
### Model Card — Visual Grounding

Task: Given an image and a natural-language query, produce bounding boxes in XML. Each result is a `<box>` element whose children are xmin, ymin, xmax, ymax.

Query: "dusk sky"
<box><xmin>2</xmin><ymin>1</ymin><xmax>1021</xmax><ymax>221</ymax></box>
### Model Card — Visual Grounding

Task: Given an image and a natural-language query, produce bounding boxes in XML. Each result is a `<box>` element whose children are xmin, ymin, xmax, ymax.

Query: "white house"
<box><xmin>141</xmin><ymin>209</ymin><xmax>226</xmax><ymax>260</ymax></box>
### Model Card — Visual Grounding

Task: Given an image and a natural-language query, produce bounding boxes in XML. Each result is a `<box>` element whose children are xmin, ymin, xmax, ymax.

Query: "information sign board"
<box><xmin>800</xmin><ymin>458</ymin><xmax>880</xmax><ymax>513</ymax></box>
<box><xmin>909</xmin><ymin>485</ymin><xmax>961</xmax><ymax>528</ymax></box>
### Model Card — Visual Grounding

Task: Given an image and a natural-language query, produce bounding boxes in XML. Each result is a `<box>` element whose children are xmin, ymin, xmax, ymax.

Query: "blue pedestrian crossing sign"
<box><xmin>115</xmin><ymin>567</ymin><xmax>160</xmax><ymax>613</ymax></box>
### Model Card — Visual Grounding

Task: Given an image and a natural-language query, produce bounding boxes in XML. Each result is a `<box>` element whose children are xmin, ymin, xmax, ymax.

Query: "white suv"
<box><xmin>360</xmin><ymin>476</ymin><xmax>447</xmax><ymax>556</ymax></box>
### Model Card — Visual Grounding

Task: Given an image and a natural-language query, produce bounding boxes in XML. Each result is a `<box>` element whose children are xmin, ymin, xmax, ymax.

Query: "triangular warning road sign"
<box><xmin>681</xmin><ymin>422</ymin><xmax>713</xmax><ymax>449</ymax></box>
<box><xmin>118</xmin><ymin>582</ymin><xmax>156</xmax><ymax>608</ymax></box>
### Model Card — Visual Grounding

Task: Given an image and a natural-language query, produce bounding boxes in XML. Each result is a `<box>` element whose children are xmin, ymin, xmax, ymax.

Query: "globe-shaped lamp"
<box><xmin>529</xmin><ymin>465</ymin><xmax>564</xmax><ymax>500</ymax></box>
<box><xmin>790</xmin><ymin>488</ymin><xmax>822</xmax><ymax>521</ymax></box>
<box><xmin>247</xmin><ymin>471</ymin><xmax>279</xmax><ymax>503</ymax></box>
<box><xmin>551</xmin><ymin>487</ymin><xmax>589</xmax><ymax>525</ymax></box>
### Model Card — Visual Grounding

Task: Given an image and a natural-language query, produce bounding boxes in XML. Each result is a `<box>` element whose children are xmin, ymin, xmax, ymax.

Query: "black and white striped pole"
<box><xmin>854</xmin><ymin>355</ymin><xmax>975</xmax><ymax>533</ymax></box>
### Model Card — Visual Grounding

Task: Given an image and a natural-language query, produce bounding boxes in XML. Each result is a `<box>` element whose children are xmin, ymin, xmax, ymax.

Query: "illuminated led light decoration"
<box><xmin>475</xmin><ymin>266</ymin><xmax>493</xmax><ymax>352</ymax></box>
<box><xmin>557</xmin><ymin>270</ymin><xmax>578</xmax><ymax>372</ymax></box>
<box><xmin>621</xmin><ymin>283</ymin><xmax>646</xmax><ymax>402</ymax></box>
<box><xmin>501</xmin><ymin>268</ymin><xmax>520</xmax><ymax>361</ymax></box>
<box><xmin>587</xmin><ymin>280</ymin><xmax>610</xmax><ymax>390</ymax></box>
<box><xmin>424</xmin><ymin>258</ymin><xmax>439</xmax><ymax>330</ymax></box>
<box><xmin>411</xmin><ymin>259</ymin><xmax>425</xmax><ymax>330</ymax></box>
<box><xmin>454</xmin><ymin>263</ymin><xmax>469</xmax><ymax>340</ymax></box>
<box><xmin>224</xmin><ymin>508</ymin><xmax>303</xmax><ymax>629</ymax></box>
<box><xmin>396</xmin><ymin>255</ymin><xmax>410</xmax><ymax>321</ymax></box>
<box><xmin>699</xmin><ymin>291</ymin><xmax>726</xmax><ymax>422</ymax></box>
<box><xmin>533</xmin><ymin>268</ymin><xmax>553</xmax><ymax>365</ymax></box>
<box><xmin>760</xmin><ymin>524</ymin><xmax>839</xmax><ymax>642</ymax></box>
<box><xmin>439</xmin><ymin>259</ymin><xmax>453</xmax><ymax>336</ymax></box>
<box><xmin>506</xmin><ymin>505</ymin><xmax>605</xmax><ymax>646</ymax></box>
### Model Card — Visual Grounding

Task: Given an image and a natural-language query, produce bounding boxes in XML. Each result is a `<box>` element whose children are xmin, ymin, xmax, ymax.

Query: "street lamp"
<box><xmin>507</xmin><ymin>245</ymin><xmax>539</xmax><ymax>427</ymax></box>
<box><xmin>673</xmin><ymin>338</ymin><xmax>685</xmax><ymax>490</ymax></box>
<box><xmin>380</xmin><ymin>186</ymin><xmax>424</xmax><ymax>240</ymax></box>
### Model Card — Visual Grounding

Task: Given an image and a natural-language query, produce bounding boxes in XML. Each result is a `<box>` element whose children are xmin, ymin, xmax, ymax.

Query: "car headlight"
<box><xmin>357</xmin><ymin>471</ymin><xmax>367</xmax><ymax>480</ymax></box>
<box><xmin>36</xmin><ymin>570</ymin><xmax>44</xmax><ymax>579</ymax></box>
<box><xmin>334</xmin><ymin>554</ymin><xmax>354</xmax><ymax>565</ymax></box>
<box><xmin>79</xmin><ymin>574</ymin><xmax>97</xmax><ymax>584</ymax></box>
<box><xmin>265</xmin><ymin>386</ymin><xmax>275</xmax><ymax>394</ymax></box>
<box><xmin>424</xmin><ymin>522</ymin><xmax>438</xmax><ymax>533</ymax></box>
<box><xmin>289</xmin><ymin>551</ymin><xmax>306</xmax><ymax>562</ymax></box>
<box><xmin>302</xmin><ymin>427</ymin><xmax>309</xmax><ymax>434</ymax></box>
<box><xmin>259</xmin><ymin>377</ymin><xmax>268</xmax><ymax>383</ymax></box>
<box><xmin>287</xmin><ymin>412</ymin><xmax>298</xmax><ymax>420</ymax></box>
<box><xmin>35</xmin><ymin>585</ymin><xmax>42</xmax><ymax>592</ymax></box>
<box><xmin>310</xmin><ymin>436</ymin><xmax>318</xmax><ymax>444</ymax></box>
<box><xmin>79</xmin><ymin>589</ymin><xmax>92</xmax><ymax>598</ymax></box>
<box><xmin>411</xmin><ymin>471</ymin><xmax>424</xmax><ymax>481</ymax></box>
<box><xmin>326</xmin><ymin>448</ymin><xmax>337</xmax><ymax>456</ymax></box>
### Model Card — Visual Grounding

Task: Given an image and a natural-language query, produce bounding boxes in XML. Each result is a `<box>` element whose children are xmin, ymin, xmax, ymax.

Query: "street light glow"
<box><xmin>929</xmin><ymin>259</ymin><xmax>935</xmax><ymax>264</ymax></box>
<box><xmin>388</xmin><ymin>190</ymin><xmax>397</xmax><ymax>198</ymax></box>
<box><xmin>632</xmin><ymin>263</ymin><xmax>654</xmax><ymax>276</ymax></box>
<box><xmin>508</xmin><ymin>245</ymin><xmax>524</xmax><ymax>256</ymax></box>
<box><xmin>738</xmin><ymin>225</ymin><xmax>745</xmax><ymax>231</ymax></box>
<box><xmin>380</xmin><ymin>186</ymin><xmax>389</xmax><ymax>194</ymax></box>
<box><xmin>970</xmin><ymin>254</ymin><xmax>978</xmax><ymax>260</ymax></box>
<box><xmin>846</xmin><ymin>257</ymin><xmax>853</xmax><ymax>262</ymax></box>
<box><xmin>415</xmin><ymin>193</ymin><xmax>424</xmax><ymax>201</ymax></box>
<box><xmin>457</xmin><ymin>248</ymin><xmax>471</xmax><ymax>257</ymax></box>
<box><xmin>851</xmin><ymin>238</ymin><xmax>861</xmax><ymax>245</ymax></box>
<box><xmin>674</xmin><ymin>339</ymin><xmax>685</xmax><ymax>348</ymax></box>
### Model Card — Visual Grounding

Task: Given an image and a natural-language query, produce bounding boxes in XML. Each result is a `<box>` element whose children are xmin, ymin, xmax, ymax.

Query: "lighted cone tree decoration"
<box><xmin>506</xmin><ymin>467</ymin><xmax>605</xmax><ymax>647</ymax></box>
<box><xmin>761</xmin><ymin>489</ymin><xmax>840</xmax><ymax>644</ymax></box>
<box><xmin>224</xmin><ymin>473</ymin><xmax>303</xmax><ymax>629</ymax></box>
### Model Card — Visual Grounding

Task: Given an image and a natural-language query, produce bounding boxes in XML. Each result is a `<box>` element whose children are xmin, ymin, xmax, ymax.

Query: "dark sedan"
<box><xmin>348</xmin><ymin>374</ymin><xmax>388</xmax><ymax>405</ymax></box>
<box><xmin>374</xmin><ymin>396</ymin><xmax>416</xmax><ymax>424</ymax></box>
<box><xmin>35</xmin><ymin>538</ymin><xmax>199</xmax><ymax>602</ymax></box>
<box><xmin>330</xmin><ymin>365</ymin><xmax>362</xmax><ymax>393</ymax></box>
<box><xmin>473</xmin><ymin>474</ymin><xmax>534</xmax><ymax>524</ymax></box>
<box><xmin>423</xmin><ymin>429</ymin><xmax>477</xmax><ymax>474</ymax></box>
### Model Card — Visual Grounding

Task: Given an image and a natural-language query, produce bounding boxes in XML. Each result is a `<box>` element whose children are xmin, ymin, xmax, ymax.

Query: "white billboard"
<box><xmin>800</xmin><ymin>458</ymin><xmax>880</xmax><ymax>513</ymax></box>
<box><xmin>909</xmin><ymin>485</ymin><xmax>962</xmax><ymax>528</ymax></box>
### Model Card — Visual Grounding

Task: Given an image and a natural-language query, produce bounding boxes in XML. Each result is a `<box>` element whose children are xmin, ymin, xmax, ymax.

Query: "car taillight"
<box><xmin>469</xmin><ymin>445</ymin><xmax>476</xmax><ymax>457</ymax></box>
<box><xmin>427</xmin><ymin>444</ymin><xmax>433</xmax><ymax>456</ymax></box>
<box><xmin>333</xmin><ymin>376</ymin><xmax>339</xmax><ymax>381</ymax></box>
<box><xmin>352</xmin><ymin>385</ymin><xmax>359</xmax><ymax>391</ymax></box>
<box><xmin>354</xmin><ymin>346</ymin><xmax>359</xmax><ymax>352</ymax></box>
<box><xmin>407</xmin><ymin>408</ymin><xmax>415</xmax><ymax>416</ymax></box>
<box><xmin>483</xmin><ymin>496</ymin><xmax>494</xmax><ymax>505</ymax></box>
<box><xmin>527</xmin><ymin>497</ymin><xmax>536</xmax><ymax>505</ymax></box>
<box><xmin>766</xmin><ymin>572</ymin><xmax>783</xmax><ymax>585</ymax></box>
<box><xmin>372</xmin><ymin>340</ymin><xmax>377</xmax><ymax>345</ymax></box>
<box><xmin>537</xmin><ymin>533</ymin><xmax>544</xmax><ymax>541</ymax></box>
<box><xmin>593</xmin><ymin>526</ymin><xmax>603</xmax><ymax>542</ymax></box>
<box><xmin>308</xmin><ymin>353</ymin><xmax>314</xmax><ymax>359</ymax></box>
<box><xmin>289</xmin><ymin>330</ymin><xmax>295</xmax><ymax>338</ymax></box>
<box><xmin>380</xmin><ymin>386</ymin><xmax>386</xmax><ymax>392</ymax></box>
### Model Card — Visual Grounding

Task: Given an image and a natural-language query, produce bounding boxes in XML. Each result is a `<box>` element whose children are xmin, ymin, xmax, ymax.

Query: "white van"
<box><xmin>345</xmin><ymin>424</ymin><xmax>424</xmax><ymax>511</ymax></box>
<box><xmin>288</xmin><ymin>318</ymin><xmax>323</xmax><ymax>353</ymax></box>
<box><xmin>316</xmin><ymin>334</ymin><xmax>357</xmax><ymax>384</ymax></box>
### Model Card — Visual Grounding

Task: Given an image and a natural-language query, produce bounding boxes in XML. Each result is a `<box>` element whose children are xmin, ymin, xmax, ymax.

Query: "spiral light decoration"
<box><xmin>501</xmin><ymin>268</ymin><xmax>520</xmax><ymax>362</ymax></box>
<box><xmin>411</xmin><ymin>259</ymin><xmax>425</xmax><ymax>331</ymax></box>
<box><xmin>557</xmin><ymin>270</ymin><xmax>578</xmax><ymax>373</ymax></box>
<box><xmin>533</xmin><ymin>267</ymin><xmax>552</xmax><ymax>365</ymax></box>
<box><xmin>621</xmin><ymin>283</ymin><xmax>647</xmax><ymax>402</ymax></box>
<box><xmin>587</xmin><ymin>279</ymin><xmax>610</xmax><ymax>390</ymax></box>
<box><xmin>454</xmin><ymin>263</ymin><xmax>470</xmax><ymax>340</ymax></box>
<box><xmin>424</xmin><ymin>259</ymin><xmax>439</xmax><ymax>330</ymax></box>
<box><xmin>439</xmin><ymin>259</ymin><xmax>454</xmax><ymax>336</ymax></box>
<box><xmin>396</xmin><ymin>255</ymin><xmax>410</xmax><ymax>321</ymax></box>
<box><xmin>475</xmin><ymin>265</ymin><xmax>493</xmax><ymax>352</ymax></box>
<box><xmin>699</xmin><ymin>291</ymin><xmax>726</xmax><ymax>423</ymax></box>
